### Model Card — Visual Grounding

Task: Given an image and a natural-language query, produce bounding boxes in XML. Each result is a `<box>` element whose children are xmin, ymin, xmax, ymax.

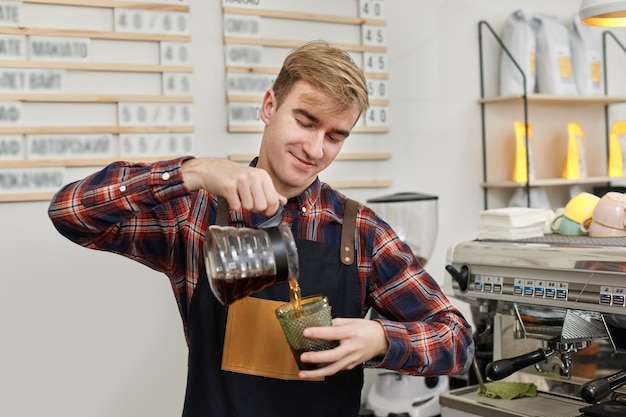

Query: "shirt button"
<box><xmin>119</xmin><ymin>185</ymin><xmax>127</xmax><ymax>192</ymax></box>
<box><xmin>162</xmin><ymin>172</ymin><xmax>171</xmax><ymax>181</ymax></box>
<box><xmin>300</xmin><ymin>207</ymin><xmax>307</xmax><ymax>214</ymax></box>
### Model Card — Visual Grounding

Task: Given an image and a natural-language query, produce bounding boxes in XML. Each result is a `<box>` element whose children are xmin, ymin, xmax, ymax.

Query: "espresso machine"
<box><xmin>363</xmin><ymin>192</ymin><xmax>446</xmax><ymax>417</ymax></box>
<box><xmin>442</xmin><ymin>235</ymin><xmax>626</xmax><ymax>417</ymax></box>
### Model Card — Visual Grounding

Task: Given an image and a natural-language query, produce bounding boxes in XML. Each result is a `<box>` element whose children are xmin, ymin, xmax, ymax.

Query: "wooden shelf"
<box><xmin>481</xmin><ymin>176</ymin><xmax>618</xmax><ymax>188</ymax></box>
<box><xmin>479</xmin><ymin>94</ymin><xmax>626</xmax><ymax>105</ymax></box>
<box><xmin>476</xmin><ymin>22</ymin><xmax>626</xmax><ymax>209</ymax></box>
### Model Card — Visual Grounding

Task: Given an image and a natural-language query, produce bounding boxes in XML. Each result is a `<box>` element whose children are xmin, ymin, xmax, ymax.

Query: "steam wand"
<box><xmin>473</xmin><ymin>357</ymin><xmax>486</xmax><ymax>394</ymax></box>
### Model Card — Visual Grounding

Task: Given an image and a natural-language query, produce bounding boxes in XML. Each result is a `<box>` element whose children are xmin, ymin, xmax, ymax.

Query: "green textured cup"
<box><xmin>552</xmin><ymin>214</ymin><xmax>587</xmax><ymax>236</ymax></box>
<box><xmin>275</xmin><ymin>294</ymin><xmax>339</xmax><ymax>370</ymax></box>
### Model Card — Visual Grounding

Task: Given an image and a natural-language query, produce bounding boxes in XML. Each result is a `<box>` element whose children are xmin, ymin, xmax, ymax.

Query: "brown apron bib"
<box><xmin>221</xmin><ymin>296</ymin><xmax>306</xmax><ymax>380</ymax></box>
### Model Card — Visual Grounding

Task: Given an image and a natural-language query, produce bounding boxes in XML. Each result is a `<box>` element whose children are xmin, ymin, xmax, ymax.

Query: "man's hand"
<box><xmin>181</xmin><ymin>158</ymin><xmax>286</xmax><ymax>217</ymax></box>
<box><xmin>296</xmin><ymin>318</ymin><xmax>388</xmax><ymax>379</ymax></box>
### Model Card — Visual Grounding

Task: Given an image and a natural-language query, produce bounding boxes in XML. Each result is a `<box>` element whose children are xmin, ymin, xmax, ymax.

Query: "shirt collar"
<box><xmin>290</xmin><ymin>177</ymin><xmax>320</xmax><ymax>217</ymax></box>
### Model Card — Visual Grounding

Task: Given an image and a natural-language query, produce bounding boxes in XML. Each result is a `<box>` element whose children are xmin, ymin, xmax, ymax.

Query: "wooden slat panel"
<box><xmin>226</xmin><ymin>95</ymin><xmax>388</xmax><ymax>106</ymax></box>
<box><xmin>325</xmin><ymin>179</ymin><xmax>392</xmax><ymax>189</ymax></box>
<box><xmin>224</xmin><ymin>37</ymin><xmax>386</xmax><ymax>53</ymax></box>
<box><xmin>26</xmin><ymin>0</ymin><xmax>190</xmax><ymax>12</ymax></box>
<box><xmin>0</xmin><ymin>1</ymin><xmax>195</xmax><ymax>203</ymax></box>
<box><xmin>0</xmin><ymin>156</ymin><xmax>170</xmax><ymax>168</ymax></box>
<box><xmin>227</xmin><ymin>125</ymin><xmax>389</xmax><ymax>134</ymax></box>
<box><xmin>0</xmin><ymin>125</ymin><xmax>194</xmax><ymax>134</ymax></box>
<box><xmin>0</xmin><ymin>94</ymin><xmax>193</xmax><ymax>103</ymax></box>
<box><xmin>222</xmin><ymin>7</ymin><xmax>385</xmax><ymax>26</ymax></box>
<box><xmin>226</xmin><ymin>65</ymin><xmax>389</xmax><ymax>80</ymax></box>
<box><xmin>0</xmin><ymin>27</ymin><xmax>190</xmax><ymax>43</ymax></box>
<box><xmin>0</xmin><ymin>180</ymin><xmax>392</xmax><ymax>203</ymax></box>
<box><xmin>228</xmin><ymin>152</ymin><xmax>391</xmax><ymax>162</ymax></box>
<box><xmin>0</xmin><ymin>60</ymin><xmax>192</xmax><ymax>73</ymax></box>
<box><xmin>0</xmin><ymin>192</ymin><xmax>57</xmax><ymax>203</ymax></box>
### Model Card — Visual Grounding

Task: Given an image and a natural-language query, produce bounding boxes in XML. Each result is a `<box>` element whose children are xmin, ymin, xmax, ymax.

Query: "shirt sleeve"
<box><xmin>47</xmin><ymin>156</ymin><xmax>194</xmax><ymax>274</ymax></box>
<box><xmin>358</xmin><ymin>207</ymin><xmax>474</xmax><ymax>376</ymax></box>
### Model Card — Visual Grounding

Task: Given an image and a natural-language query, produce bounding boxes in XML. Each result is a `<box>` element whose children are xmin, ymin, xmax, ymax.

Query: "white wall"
<box><xmin>2</xmin><ymin>1</ymin><xmax>624</xmax><ymax>416</ymax></box>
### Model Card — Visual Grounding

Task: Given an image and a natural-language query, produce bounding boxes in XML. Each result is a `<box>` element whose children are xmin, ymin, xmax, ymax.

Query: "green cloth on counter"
<box><xmin>477</xmin><ymin>381</ymin><xmax>538</xmax><ymax>400</ymax></box>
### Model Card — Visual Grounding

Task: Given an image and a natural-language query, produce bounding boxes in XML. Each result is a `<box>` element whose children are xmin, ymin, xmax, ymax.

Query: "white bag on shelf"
<box><xmin>569</xmin><ymin>14</ymin><xmax>603</xmax><ymax>96</ymax></box>
<box><xmin>499</xmin><ymin>9</ymin><xmax>536</xmax><ymax>96</ymax></box>
<box><xmin>508</xmin><ymin>187</ymin><xmax>551</xmax><ymax>209</ymax></box>
<box><xmin>531</xmin><ymin>13</ymin><xmax>578</xmax><ymax>95</ymax></box>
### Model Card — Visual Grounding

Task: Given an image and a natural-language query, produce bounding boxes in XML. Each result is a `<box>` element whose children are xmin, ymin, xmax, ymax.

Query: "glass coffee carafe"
<box><xmin>203</xmin><ymin>207</ymin><xmax>299</xmax><ymax>306</ymax></box>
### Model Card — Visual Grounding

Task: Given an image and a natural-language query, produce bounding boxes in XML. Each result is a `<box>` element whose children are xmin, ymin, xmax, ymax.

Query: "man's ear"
<box><xmin>260</xmin><ymin>89</ymin><xmax>276</xmax><ymax>125</ymax></box>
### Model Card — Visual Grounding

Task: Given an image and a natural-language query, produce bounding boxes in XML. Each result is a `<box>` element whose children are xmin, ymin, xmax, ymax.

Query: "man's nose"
<box><xmin>304</xmin><ymin>130</ymin><xmax>325</xmax><ymax>160</ymax></box>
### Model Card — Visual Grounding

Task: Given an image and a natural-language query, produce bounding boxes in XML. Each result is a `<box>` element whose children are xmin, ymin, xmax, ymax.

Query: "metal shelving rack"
<box><xmin>477</xmin><ymin>20</ymin><xmax>626</xmax><ymax>209</ymax></box>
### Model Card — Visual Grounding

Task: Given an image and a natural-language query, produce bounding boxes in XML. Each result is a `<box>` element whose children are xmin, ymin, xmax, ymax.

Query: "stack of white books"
<box><xmin>477</xmin><ymin>207</ymin><xmax>549</xmax><ymax>240</ymax></box>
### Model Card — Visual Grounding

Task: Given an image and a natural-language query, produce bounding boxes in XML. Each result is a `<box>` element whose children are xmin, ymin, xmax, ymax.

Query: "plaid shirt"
<box><xmin>48</xmin><ymin>157</ymin><xmax>473</xmax><ymax>376</ymax></box>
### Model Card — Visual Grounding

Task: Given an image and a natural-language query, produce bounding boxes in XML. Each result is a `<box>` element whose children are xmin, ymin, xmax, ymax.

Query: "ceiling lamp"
<box><xmin>579</xmin><ymin>0</ymin><xmax>626</xmax><ymax>26</ymax></box>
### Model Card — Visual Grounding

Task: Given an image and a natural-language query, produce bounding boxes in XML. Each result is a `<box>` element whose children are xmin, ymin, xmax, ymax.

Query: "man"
<box><xmin>48</xmin><ymin>40</ymin><xmax>473</xmax><ymax>416</ymax></box>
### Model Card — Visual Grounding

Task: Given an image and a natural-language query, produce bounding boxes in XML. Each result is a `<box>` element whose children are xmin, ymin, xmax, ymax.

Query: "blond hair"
<box><xmin>272</xmin><ymin>40</ymin><xmax>369</xmax><ymax>116</ymax></box>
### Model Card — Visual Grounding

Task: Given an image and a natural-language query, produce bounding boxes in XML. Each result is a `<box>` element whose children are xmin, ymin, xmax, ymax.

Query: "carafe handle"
<box><xmin>255</xmin><ymin>205</ymin><xmax>285</xmax><ymax>229</ymax></box>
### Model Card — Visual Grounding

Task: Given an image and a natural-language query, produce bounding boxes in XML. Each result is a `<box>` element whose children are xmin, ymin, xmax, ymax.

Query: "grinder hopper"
<box><xmin>367</xmin><ymin>192</ymin><xmax>438</xmax><ymax>266</ymax></box>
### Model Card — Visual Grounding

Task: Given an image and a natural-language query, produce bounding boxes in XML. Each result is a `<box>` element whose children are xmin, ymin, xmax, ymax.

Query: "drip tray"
<box><xmin>480</xmin><ymin>235</ymin><xmax>626</xmax><ymax>247</ymax></box>
<box><xmin>440</xmin><ymin>386</ymin><xmax>588</xmax><ymax>417</ymax></box>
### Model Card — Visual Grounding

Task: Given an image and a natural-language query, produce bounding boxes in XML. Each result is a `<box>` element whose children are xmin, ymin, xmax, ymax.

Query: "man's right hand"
<box><xmin>181</xmin><ymin>158</ymin><xmax>286</xmax><ymax>217</ymax></box>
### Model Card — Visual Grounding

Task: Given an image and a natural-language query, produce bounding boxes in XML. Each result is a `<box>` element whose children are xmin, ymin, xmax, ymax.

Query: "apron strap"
<box><xmin>216</xmin><ymin>196</ymin><xmax>230</xmax><ymax>226</ymax></box>
<box><xmin>340</xmin><ymin>198</ymin><xmax>359</xmax><ymax>266</ymax></box>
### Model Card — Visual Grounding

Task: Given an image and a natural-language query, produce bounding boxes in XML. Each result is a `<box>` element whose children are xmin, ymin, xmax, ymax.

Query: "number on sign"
<box><xmin>114</xmin><ymin>9</ymin><xmax>190</xmax><ymax>35</ymax></box>
<box><xmin>358</xmin><ymin>0</ymin><xmax>385</xmax><ymax>19</ymax></box>
<box><xmin>120</xmin><ymin>133</ymin><xmax>194</xmax><ymax>157</ymax></box>
<box><xmin>163</xmin><ymin>73</ymin><xmax>192</xmax><ymax>95</ymax></box>
<box><xmin>365</xmin><ymin>106</ymin><xmax>389</xmax><ymax>127</ymax></box>
<box><xmin>362</xmin><ymin>26</ymin><xmax>386</xmax><ymax>46</ymax></box>
<box><xmin>366</xmin><ymin>79</ymin><xmax>388</xmax><ymax>99</ymax></box>
<box><xmin>363</xmin><ymin>53</ymin><xmax>387</xmax><ymax>73</ymax></box>
<box><xmin>161</xmin><ymin>42</ymin><xmax>191</xmax><ymax>65</ymax></box>
<box><xmin>118</xmin><ymin>103</ymin><xmax>193</xmax><ymax>126</ymax></box>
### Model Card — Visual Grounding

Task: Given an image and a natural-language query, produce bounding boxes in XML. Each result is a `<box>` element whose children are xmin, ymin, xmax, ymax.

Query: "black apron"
<box><xmin>182</xmin><ymin>199</ymin><xmax>363</xmax><ymax>417</ymax></box>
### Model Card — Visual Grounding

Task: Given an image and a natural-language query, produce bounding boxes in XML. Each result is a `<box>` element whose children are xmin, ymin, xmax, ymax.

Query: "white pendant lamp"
<box><xmin>579</xmin><ymin>0</ymin><xmax>626</xmax><ymax>26</ymax></box>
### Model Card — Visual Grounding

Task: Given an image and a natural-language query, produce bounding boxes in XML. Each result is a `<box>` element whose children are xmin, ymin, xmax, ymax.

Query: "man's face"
<box><xmin>257</xmin><ymin>81</ymin><xmax>361</xmax><ymax>198</ymax></box>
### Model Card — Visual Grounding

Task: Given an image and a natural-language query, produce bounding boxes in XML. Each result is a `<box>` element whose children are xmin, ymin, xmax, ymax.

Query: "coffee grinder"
<box><xmin>363</xmin><ymin>192</ymin><xmax>446</xmax><ymax>417</ymax></box>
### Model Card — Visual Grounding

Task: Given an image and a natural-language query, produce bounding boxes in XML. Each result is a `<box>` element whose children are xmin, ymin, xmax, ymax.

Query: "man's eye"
<box><xmin>296</xmin><ymin>119</ymin><xmax>312</xmax><ymax>128</ymax></box>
